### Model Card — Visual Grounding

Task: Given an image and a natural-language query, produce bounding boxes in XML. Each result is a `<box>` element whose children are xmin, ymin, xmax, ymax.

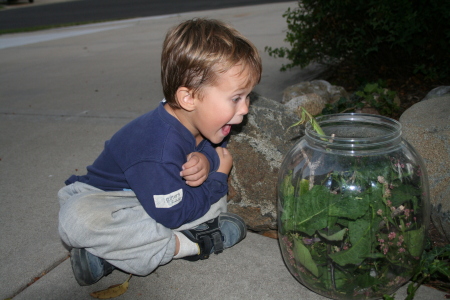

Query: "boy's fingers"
<box><xmin>216</xmin><ymin>147</ymin><xmax>227</xmax><ymax>156</ymax></box>
<box><xmin>180</xmin><ymin>164</ymin><xmax>200</xmax><ymax>177</ymax></box>
<box><xmin>216</xmin><ymin>147</ymin><xmax>231</xmax><ymax>159</ymax></box>
<box><xmin>182</xmin><ymin>154</ymin><xmax>199</xmax><ymax>170</ymax></box>
<box><xmin>185</xmin><ymin>175</ymin><xmax>207</xmax><ymax>187</ymax></box>
<box><xmin>182</xmin><ymin>166</ymin><xmax>202</xmax><ymax>178</ymax></box>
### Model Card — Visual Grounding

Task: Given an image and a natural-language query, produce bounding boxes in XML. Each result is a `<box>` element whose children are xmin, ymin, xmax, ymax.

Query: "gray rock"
<box><xmin>282</xmin><ymin>80</ymin><xmax>349</xmax><ymax>105</ymax></box>
<box><xmin>284</xmin><ymin>93</ymin><xmax>326</xmax><ymax>117</ymax></box>
<box><xmin>400</xmin><ymin>95</ymin><xmax>450</xmax><ymax>241</ymax></box>
<box><xmin>227</xmin><ymin>94</ymin><xmax>300</xmax><ymax>231</ymax></box>
<box><xmin>422</xmin><ymin>86</ymin><xmax>450</xmax><ymax>101</ymax></box>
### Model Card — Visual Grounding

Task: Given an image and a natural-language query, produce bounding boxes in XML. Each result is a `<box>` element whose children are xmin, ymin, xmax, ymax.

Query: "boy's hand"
<box><xmin>216</xmin><ymin>147</ymin><xmax>233</xmax><ymax>175</ymax></box>
<box><xmin>181</xmin><ymin>152</ymin><xmax>210</xmax><ymax>187</ymax></box>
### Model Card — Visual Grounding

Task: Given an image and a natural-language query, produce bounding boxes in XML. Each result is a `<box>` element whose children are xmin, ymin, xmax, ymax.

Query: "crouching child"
<box><xmin>58</xmin><ymin>18</ymin><xmax>262</xmax><ymax>286</ymax></box>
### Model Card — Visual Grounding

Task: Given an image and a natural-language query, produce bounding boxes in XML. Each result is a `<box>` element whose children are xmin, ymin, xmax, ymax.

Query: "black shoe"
<box><xmin>180</xmin><ymin>212</ymin><xmax>246</xmax><ymax>261</ymax></box>
<box><xmin>70</xmin><ymin>248</ymin><xmax>115</xmax><ymax>286</ymax></box>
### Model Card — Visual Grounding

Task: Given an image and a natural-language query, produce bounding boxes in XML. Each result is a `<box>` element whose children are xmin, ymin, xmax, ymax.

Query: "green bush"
<box><xmin>323</xmin><ymin>81</ymin><xmax>400</xmax><ymax>116</ymax></box>
<box><xmin>266</xmin><ymin>0</ymin><xmax>450</xmax><ymax>80</ymax></box>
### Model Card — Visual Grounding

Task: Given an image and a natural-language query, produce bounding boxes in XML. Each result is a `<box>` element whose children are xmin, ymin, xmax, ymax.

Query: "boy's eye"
<box><xmin>232</xmin><ymin>94</ymin><xmax>250</xmax><ymax>103</ymax></box>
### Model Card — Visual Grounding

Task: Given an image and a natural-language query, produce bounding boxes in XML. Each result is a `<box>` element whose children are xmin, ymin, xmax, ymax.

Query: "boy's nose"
<box><xmin>239</xmin><ymin>99</ymin><xmax>249</xmax><ymax>116</ymax></box>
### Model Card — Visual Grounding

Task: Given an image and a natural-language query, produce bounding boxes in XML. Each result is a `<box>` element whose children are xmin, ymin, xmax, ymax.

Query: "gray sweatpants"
<box><xmin>58</xmin><ymin>182</ymin><xmax>227</xmax><ymax>276</ymax></box>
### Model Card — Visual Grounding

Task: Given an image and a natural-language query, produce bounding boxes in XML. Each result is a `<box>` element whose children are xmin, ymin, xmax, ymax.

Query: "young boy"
<box><xmin>58</xmin><ymin>18</ymin><xmax>262</xmax><ymax>286</ymax></box>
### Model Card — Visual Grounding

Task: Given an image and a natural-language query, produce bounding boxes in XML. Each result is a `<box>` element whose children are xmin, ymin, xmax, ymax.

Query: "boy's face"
<box><xmin>190</xmin><ymin>65</ymin><xmax>253</xmax><ymax>145</ymax></box>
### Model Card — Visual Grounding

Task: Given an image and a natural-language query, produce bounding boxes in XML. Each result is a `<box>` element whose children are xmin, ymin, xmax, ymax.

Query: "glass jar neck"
<box><xmin>305</xmin><ymin>113</ymin><xmax>402</xmax><ymax>152</ymax></box>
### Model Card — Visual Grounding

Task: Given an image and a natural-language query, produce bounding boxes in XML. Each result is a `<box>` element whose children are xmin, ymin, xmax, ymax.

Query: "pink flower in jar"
<box><xmin>404</xmin><ymin>209</ymin><xmax>410</xmax><ymax>218</ymax></box>
<box><xmin>388</xmin><ymin>232</ymin><xmax>396</xmax><ymax>240</ymax></box>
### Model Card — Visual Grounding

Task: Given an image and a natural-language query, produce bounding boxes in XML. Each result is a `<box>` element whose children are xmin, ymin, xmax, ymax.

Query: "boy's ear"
<box><xmin>176</xmin><ymin>87</ymin><xmax>195</xmax><ymax>112</ymax></box>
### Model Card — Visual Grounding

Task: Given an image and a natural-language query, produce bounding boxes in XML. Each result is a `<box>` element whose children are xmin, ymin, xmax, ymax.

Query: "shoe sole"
<box><xmin>218</xmin><ymin>212</ymin><xmax>247</xmax><ymax>246</ymax></box>
<box><xmin>70</xmin><ymin>248</ymin><xmax>98</xmax><ymax>286</ymax></box>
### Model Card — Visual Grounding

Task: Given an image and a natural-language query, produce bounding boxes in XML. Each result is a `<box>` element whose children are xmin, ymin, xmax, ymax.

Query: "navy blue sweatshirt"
<box><xmin>65</xmin><ymin>102</ymin><xmax>228</xmax><ymax>228</ymax></box>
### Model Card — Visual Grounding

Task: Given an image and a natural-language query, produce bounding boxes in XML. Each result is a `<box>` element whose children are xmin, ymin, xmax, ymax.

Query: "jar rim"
<box><xmin>305</xmin><ymin>113</ymin><xmax>402</xmax><ymax>149</ymax></box>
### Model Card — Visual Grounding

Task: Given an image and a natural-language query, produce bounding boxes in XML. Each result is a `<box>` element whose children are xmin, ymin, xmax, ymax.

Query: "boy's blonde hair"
<box><xmin>161</xmin><ymin>18</ymin><xmax>262</xmax><ymax>108</ymax></box>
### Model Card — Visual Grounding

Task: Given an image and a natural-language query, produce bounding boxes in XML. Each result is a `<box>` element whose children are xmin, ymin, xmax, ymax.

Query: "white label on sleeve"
<box><xmin>153</xmin><ymin>189</ymin><xmax>183</xmax><ymax>208</ymax></box>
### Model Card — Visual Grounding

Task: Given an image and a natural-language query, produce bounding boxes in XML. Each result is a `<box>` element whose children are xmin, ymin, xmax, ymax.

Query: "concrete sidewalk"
<box><xmin>0</xmin><ymin>2</ymin><xmax>446</xmax><ymax>299</ymax></box>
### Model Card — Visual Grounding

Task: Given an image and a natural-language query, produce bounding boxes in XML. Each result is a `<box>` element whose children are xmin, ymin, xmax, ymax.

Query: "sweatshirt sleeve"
<box><xmin>198</xmin><ymin>137</ymin><xmax>229</xmax><ymax>173</ymax></box>
<box><xmin>198</xmin><ymin>142</ymin><xmax>220</xmax><ymax>172</ymax></box>
<box><xmin>124</xmin><ymin>160</ymin><xmax>228</xmax><ymax>229</ymax></box>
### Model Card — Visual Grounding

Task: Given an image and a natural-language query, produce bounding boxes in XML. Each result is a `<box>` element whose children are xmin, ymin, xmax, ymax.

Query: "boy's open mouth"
<box><xmin>221</xmin><ymin>124</ymin><xmax>232</xmax><ymax>136</ymax></box>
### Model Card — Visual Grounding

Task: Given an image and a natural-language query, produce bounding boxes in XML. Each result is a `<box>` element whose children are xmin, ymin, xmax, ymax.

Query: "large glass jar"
<box><xmin>277</xmin><ymin>114</ymin><xmax>430</xmax><ymax>299</ymax></box>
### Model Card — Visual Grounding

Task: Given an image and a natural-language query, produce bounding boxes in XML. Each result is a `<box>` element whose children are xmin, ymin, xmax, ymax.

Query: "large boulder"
<box><xmin>400</xmin><ymin>92</ymin><xmax>450</xmax><ymax>242</ymax></box>
<box><xmin>282</xmin><ymin>80</ymin><xmax>349</xmax><ymax>117</ymax></box>
<box><xmin>422</xmin><ymin>86</ymin><xmax>450</xmax><ymax>100</ymax></box>
<box><xmin>282</xmin><ymin>80</ymin><xmax>349</xmax><ymax>104</ymax></box>
<box><xmin>227</xmin><ymin>94</ymin><xmax>300</xmax><ymax>231</ymax></box>
<box><xmin>284</xmin><ymin>93</ymin><xmax>327</xmax><ymax>117</ymax></box>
